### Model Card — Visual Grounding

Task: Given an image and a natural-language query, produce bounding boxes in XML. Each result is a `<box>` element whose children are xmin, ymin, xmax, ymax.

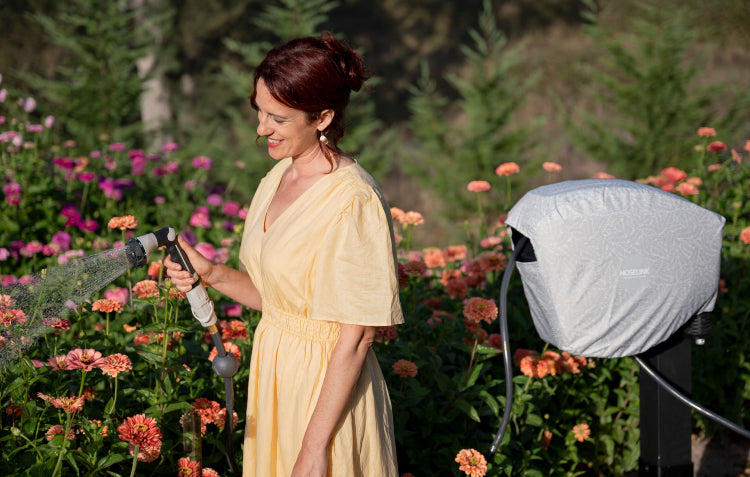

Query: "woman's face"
<box><xmin>254</xmin><ymin>78</ymin><xmax>326</xmax><ymax>162</ymax></box>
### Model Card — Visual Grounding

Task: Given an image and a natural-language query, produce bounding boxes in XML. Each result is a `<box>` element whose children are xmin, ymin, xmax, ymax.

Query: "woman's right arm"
<box><xmin>163</xmin><ymin>235</ymin><xmax>262</xmax><ymax>311</ymax></box>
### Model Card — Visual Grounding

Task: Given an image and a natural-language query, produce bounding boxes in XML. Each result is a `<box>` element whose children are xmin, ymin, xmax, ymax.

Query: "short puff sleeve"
<box><xmin>311</xmin><ymin>192</ymin><xmax>404</xmax><ymax>326</ymax></box>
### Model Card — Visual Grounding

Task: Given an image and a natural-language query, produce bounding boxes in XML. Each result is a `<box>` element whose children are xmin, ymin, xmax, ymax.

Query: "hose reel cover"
<box><xmin>505</xmin><ymin>179</ymin><xmax>725</xmax><ymax>358</ymax></box>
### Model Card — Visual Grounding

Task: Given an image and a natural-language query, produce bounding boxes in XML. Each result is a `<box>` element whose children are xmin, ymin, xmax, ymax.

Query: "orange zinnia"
<box><xmin>572</xmin><ymin>423</ymin><xmax>591</xmax><ymax>442</ymax></box>
<box><xmin>107</xmin><ymin>215</ymin><xmax>138</xmax><ymax>230</ymax></box>
<box><xmin>401</xmin><ymin>211</ymin><xmax>424</xmax><ymax>226</ymax></box>
<box><xmin>467</xmin><ymin>180</ymin><xmax>491</xmax><ymax>192</ymax></box>
<box><xmin>495</xmin><ymin>162</ymin><xmax>520</xmax><ymax>176</ymax></box>
<box><xmin>100</xmin><ymin>353</ymin><xmax>133</xmax><ymax>377</ymax></box>
<box><xmin>462</xmin><ymin>297</ymin><xmax>498</xmax><ymax>324</ymax></box>
<box><xmin>455</xmin><ymin>448</ymin><xmax>488</xmax><ymax>477</ymax></box>
<box><xmin>740</xmin><ymin>226</ymin><xmax>750</xmax><ymax>245</ymax></box>
<box><xmin>542</xmin><ymin>161</ymin><xmax>562</xmax><ymax>172</ymax></box>
<box><xmin>92</xmin><ymin>298</ymin><xmax>123</xmax><ymax>313</ymax></box>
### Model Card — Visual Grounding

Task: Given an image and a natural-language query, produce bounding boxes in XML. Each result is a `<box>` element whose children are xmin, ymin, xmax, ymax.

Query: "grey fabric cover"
<box><xmin>505</xmin><ymin>179</ymin><xmax>725</xmax><ymax>358</ymax></box>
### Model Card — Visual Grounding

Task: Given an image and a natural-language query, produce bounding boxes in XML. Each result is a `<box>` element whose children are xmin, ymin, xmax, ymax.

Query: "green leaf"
<box><xmin>454</xmin><ymin>399</ymin><xmax>481</xmax><ymax>422</ymax></box>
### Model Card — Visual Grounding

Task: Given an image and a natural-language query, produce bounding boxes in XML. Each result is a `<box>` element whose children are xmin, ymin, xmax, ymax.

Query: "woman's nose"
<box><xmin>257</xmin><ymin>113</ymin><xmax>272</xmax><ymax>136</ymax></box>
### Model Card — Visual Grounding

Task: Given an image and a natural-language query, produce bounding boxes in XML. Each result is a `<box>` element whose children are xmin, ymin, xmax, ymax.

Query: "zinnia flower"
<box><xmin>495</xmin><ymin>162</ymin><xmax>520</xmax><ymax>176</ymax></box>
<box><xmin>462</xmin><ymin>297</ymin><xmax>498</xmax><ymax>324</ymax></box>
<box><xmin>572</xmin><ymin>423</ymin><xmax>591</xmax><ymax>442</ymax></box>
<box><xmin>593</xmin><ymin>172</ymin><xmax>615</xmax><ymax>179</ymax></box>
<box><xmin>213</xmin><ymin>408</ymin><xmax>239</xmax><ymax>430</ymax></box>
<box><xmin>697</xmin><ymin>127</ymin><xmax>716</xmax><ymax>137</ymax></box>
<box><xmin>443</xmin><ymin>245</ymin><xmax>468</xmax><ymax>262</ymax></box>
<box><xmin>202</xmin><ymin>468</ymin><xmax>221</xmax><ymax>477</ymax></box>
<box><xmin>675</xmin><ymin>182</ymin><xmax>699</xmax><ymax>195</ymax></box>
<box><xmin>390</xmin><ymin>207</ymin><xmax>405</xmax><ymax>223</ymax></box>
<box><xmin>402</xmin><ymin>260</ymin><xmax>427</xmax><ymax>278</ymax></box>
<box><xmin>423</xmin><ymin>247</ymin><xmax>446</xmax><ymax>268</ymax></box>
<box><xmin>542</xmin><ymin>161</ymin><xmax>562</xmax><ymax>172</ymax></box>
<box><xmin>392</xmin><ymin>359</ymin><xmax>418</xmax><ymax>378</ymax></box>
<box><xmin>661</xmin><ymin>167</ymin><xmax>686</xmax><ymax>184</ymax></box>
<box><xmin>401</xmin><ymin>211</ymin><xmax>424</xmax><ymax>226</ymax></box>
<box><xmin>48</xmin><ymin>354</ymin><xmax>69</xmax><ymax>370</ymax></box>
<box><xmin>467</xmin><ymin>181</ymin><xmax>490</xmax><ymax>192</ymax></box>
<box><xmin>455</xmin><ymin>448</ymin><xmax>488</xmax><ymax>477</ymax></box>
<box><xmin>92</xmin><ymin>298</ymin><xmax>123</xmax><ymax>313</ymax></box>
<box><xmin>192</xmin><ymin>155</ymin><xmax>212</xmax><ymax>170</ymax></box>
<box><xmin>118</xmin><ymin>414</ymin><xmax>162</xmax><ymax>448</ymax></box>
<box><xmin>100</xmin><ymin>353</ymin><xmax>133</xmax><ymax>377</ymax></box>
<box><xmin>220</xmin><ymin>320</ymin><xmax>249</xmax><ymax>341</ymax></box>
<box><xmin>740</xmin><ymin>226</ymin><xmax>750</xmax><ymax>245</ymax></box>
<box><xmin>65</xmin><ymin>348</ymin><xmax>103</xmax><ymax>371</ymax></box>
<box><xmin>130</xmin><ymin>441</ymin><xmax>162</xmax><ymax>462</ymax></box>
<box><xmin>46</xmin><ymin>424</ymin><xmax>75</xmax><ymax>441</ymax></box>
<box><xmin>132</xmin><ymin>280</ymin><xmax>159</xmax><ymax>299</ymax></box>
<box><xmin>107</xmin><ymin>215</ymin><xmax>138</xmax><ymax>230</ymax></box>
<box><xmin>177</xmin><ymin>457</ymin><xmax>201</xmax><ymax>477</ymax></box>
<box><xmin>208</xmin><ymin>342</ymin><xmax>242</xmax><ymax>363</ymax></box>
<box><xmin>706</xmin><ymin>141</ymin><xmax>727</xmax><ymax>153</ymax></box>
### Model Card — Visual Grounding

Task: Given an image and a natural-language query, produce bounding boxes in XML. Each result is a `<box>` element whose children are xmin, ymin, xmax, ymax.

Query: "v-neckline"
<box><xmin>263</xmin><ymin>161</ymin><xmax>356</xmax><ymax>233</ymax></box>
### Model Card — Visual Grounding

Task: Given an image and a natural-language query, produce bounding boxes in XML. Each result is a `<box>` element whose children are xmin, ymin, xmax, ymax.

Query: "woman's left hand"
<box><xmin>290</xmin><ymin>446</ymin><xmax>327</xmax><ymax>477</ymax></box>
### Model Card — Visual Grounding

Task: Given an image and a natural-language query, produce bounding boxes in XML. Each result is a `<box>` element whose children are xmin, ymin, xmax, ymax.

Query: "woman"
<box><xmin>165</xmin><ymin>33</ymin><xmax>404</xmax><ymax>477</ymax></box>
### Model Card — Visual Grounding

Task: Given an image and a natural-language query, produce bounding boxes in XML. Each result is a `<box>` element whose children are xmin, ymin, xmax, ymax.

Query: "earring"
<box><xmin>319</xmin><ymin>132</ymin><xmax>329</xmax><ymax>146</ymax></box>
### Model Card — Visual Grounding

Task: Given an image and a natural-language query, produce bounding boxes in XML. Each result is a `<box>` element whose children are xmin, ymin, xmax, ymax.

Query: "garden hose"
<box><xmin>128</xmin><ymin>226</ymin><xmax>241</xmax><ymax>476</ymax></box>
<box><xmin>488</xmin><ymin>235</ymin><xmax>528</xmax><ymax>457</ymax></box>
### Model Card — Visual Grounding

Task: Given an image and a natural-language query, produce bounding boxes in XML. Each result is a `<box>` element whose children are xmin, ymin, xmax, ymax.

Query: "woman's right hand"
<box><xmin>163</xmin><ymin>235</ymin><xmax>213</xmax><ymax>293</ymax></box>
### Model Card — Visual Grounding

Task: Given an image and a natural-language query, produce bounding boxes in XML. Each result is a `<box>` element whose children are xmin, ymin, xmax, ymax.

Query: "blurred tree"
<box><xmin>20</xmin><ymin>0</ymin><xmax>154</xmax><ymax>149</ymax></box>
<box><xmin>567</xmin><ymin>0</ymin><xmax>750</xmax><ymax>179</ymax></box>
<box><xmin>405</xmin><ymin>0</ymin><xmax>539</xmax><ymax>225</ymax></box>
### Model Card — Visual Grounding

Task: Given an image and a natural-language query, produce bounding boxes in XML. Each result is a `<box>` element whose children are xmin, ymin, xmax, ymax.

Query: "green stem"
<box><xmin>51</xmin><ymin>368</ymin><xmax>84</xmax><ymax>477</ymax></box>
<box><xmin>463</xmin><ymin>337</ymin><xmax>479</xmax><ymax>387</ymax></box>
<box><xmin>106</xmin><ymin>376</ymin><xmax>118</xmax><ymax>415</ymax></box>
<box><xmin>129</xmin><ymin>445</ymin><xmax>139</xmax><ymax>477</ymax></box>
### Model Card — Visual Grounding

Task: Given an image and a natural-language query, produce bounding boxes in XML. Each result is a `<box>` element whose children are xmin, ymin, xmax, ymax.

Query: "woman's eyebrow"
<box><xmin>257</xmin><ymin>107</ymin><xmax>290</xmax><ymax>121</ymax></box>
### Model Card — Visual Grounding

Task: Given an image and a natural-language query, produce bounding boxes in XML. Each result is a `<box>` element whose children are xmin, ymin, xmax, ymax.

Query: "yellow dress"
<box><xmin>239</xmin><ymin>158</ymin><xmax>404</xmax><ymax>477</ymax></box>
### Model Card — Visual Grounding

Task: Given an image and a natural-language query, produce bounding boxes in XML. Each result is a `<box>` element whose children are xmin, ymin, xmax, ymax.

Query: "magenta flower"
<box><xmin>0</xmin><ymin>89</ymin><xmax>6</xmax><ymax>102</ymax></box>
<box><xmin>192</xmin><ymin>156</ymin><xmax>212</xmax><ymax>170</ymax></box>
<box><xmin>51</xmin><ymin>231</ymin><xmax>72</xmax><ymax>251</ymax></box>
<box><xmin>65</xmin><ymin>348</ymin><xmax>104</xmax><ymax>371</ymax></box>
<box><xmin>78</xmin><ymin>219</ymin><xmax>99</xmax><ymax>232</ymax></box>
<box><xmin>222</xmin><ymin>201</ymin><xmax>240</xmax><ymax>216</ymax></box>
<box><xmin>98</xmin><ymin>177</ymin><xmax>123</xmax><ymax>200</ymax></box>
<box><xmin>207</xmin><ymin>194</ymin><xmax>223</xmax><ymax>206</ymax></box>
<box><xmin>78</xmin><ymin>171</ymin><xmax>96</xmax><ymax>182</ymax></box>
<box><xmin>104</xmin><ymin>287</ymin><xmax>130</xmax><ymax>304</ymax></box>
<box><xmin>161</xmin><ymin>142</ymin><xmax>178</xmax><ymax>152</ymax></box>
<box><xmin>109</xmin><ymin>142</ymin><xmax>126</xmax><ymax>151</ymax></box>
<box><xmin>61</xmin><ymin>206</ymin><xmax>81</xmax><ymax>227</ymax></box>
<box><xmin>194</xmin><ymin>242</ymin><xmax>216</xmax><ymax>261</ymax></box>
<box><xmin>26</xmin><ymin>124</ymin><xmax>43</xmax><ymax>133</ymax></box>
<box><xmin>44</xmin><ymin>115</ymin><xmax>55</xmax><ymax>128</ymax></box>
<box><xmin>130</xmin><ymin>155</ymin><xmax>146</xmax><ymax>175</ymax></box>
<box><xmin>189</xmin><ymin>207</ymin><xmax>211</xmax><ymax>229</ymax></box>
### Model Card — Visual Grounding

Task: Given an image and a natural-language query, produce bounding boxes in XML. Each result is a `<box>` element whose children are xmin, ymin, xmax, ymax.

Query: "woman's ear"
<box><xmin>317</xmin><ymin>109</ymin><xmax>334</xmax><ymax>132</ymax></box>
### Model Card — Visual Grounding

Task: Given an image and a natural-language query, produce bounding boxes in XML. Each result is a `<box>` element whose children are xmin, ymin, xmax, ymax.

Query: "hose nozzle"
<box><xmin>125</xmin><ymin>226</ymin><xmax>175</xmax><ymax>268</ymax></box>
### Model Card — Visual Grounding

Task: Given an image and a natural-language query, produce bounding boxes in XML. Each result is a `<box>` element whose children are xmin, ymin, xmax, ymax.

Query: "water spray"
<box><xmin>1</xmin><ymin>226</ymin><xmax>240</xmax><ymax>474</ymax></box>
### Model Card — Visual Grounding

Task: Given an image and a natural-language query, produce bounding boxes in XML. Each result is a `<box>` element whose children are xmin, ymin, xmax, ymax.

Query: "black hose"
<box><xmin>488</xmin><ymin>236</ymin><xmax>528</xmax><ymax>456</ymax></box>
<box><xmin>634</xmin><ymin>355</ymin><xmax>750</xmax><ymax>440</ymax></box>
<box><xmin>209</xmin><ymin>330</ymin><xmax>240</xmax><ymax>477</ymax></box>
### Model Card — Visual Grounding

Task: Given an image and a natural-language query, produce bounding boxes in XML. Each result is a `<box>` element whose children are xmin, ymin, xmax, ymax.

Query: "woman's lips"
<box><xmin>267</xmin><ymin>138</ymin><xmax>282</xmax><ymax>148</ymax></box>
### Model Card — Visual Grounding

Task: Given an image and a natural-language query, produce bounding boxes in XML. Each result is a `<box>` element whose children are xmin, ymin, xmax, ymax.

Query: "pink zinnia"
<box><xmin>118</xmin><ymin>414</ymin><xmax>162</xmax><ymax>448</ymax></box>
<box><xmin>47</xmin><ymin>354</ymin><xmax>69</xmax><ymax>370</ymax></box>
<box><xmin>542</xmin><ymin>161</ymin><xmax>562</xmax><ymax>172</ymax></box>
<box><xmin>65</xmin><ymin>348</ymin><xmax>103</xmax><ymax>371</ymax></box>
<box><xmin>697</xmin><ymin>127</ymin><xmax>716</xmax><ymax>137</ymax></box>
<box><xmin>177</xmin><ymin>457</ymin><xmax>201</xmax><ymax>477</ymax></box>
<box><xmin>495</xmin><ymin>162</ymin><xmax>520</xmax><ymax>176</ymax></box>
<box><xmin>192</xmin><ymin>156</ymin><xmax>212</xmax><ymax>170</ymax></box>
<box><xmin>706</xmin><ymin>141</ymin><xmax>727</xmax><ymax>153</ymax></box>
<box><xmin>466</xmin><ymin>181</ymin><xmax>490</xmax><ymax>192</ymax></box>
<box><xmin>392</xmin><ymin>359</ymin><xmax>418</xmax><ymax>378</ymax></box>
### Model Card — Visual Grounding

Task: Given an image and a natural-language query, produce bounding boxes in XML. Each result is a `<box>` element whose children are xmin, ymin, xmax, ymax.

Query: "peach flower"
<box><xmin>495</xmin><ymin>162</ymin><xmax>520</xmax><ymax>176</ymax></box>
<box><xmin>572</xmin><ymin>423</ymin><xmax>591</xmax><ymax>442</ymax></box>
<box><xmin>697</xmin><ymin>127</ymin><xmax>716</xmax><ymax>137</ymax></box>
<box><xmin>542</xmin><ymin>161</ymin><xmax>562</xmax><ymax>172</ymax></box>
<box><xmin>467</xmin><ymin>180</ymin><xmax>490</xmax><ymax>192</ymax></box>
<box><xmin>392</xmin><ymin>359</ymin><xmax>418</xmax><ymax>378</ymax></box>
<box><xmin>455</xmin><ymin>448</ymin><xmax>488</xmax><ymax>477</ymax></box>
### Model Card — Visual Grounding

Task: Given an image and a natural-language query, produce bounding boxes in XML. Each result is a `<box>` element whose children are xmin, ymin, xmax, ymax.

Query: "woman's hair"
<box><xmin>250</xmin><ymin>32</ymin><xmax>370</xmax><ymax>165</ymax></box>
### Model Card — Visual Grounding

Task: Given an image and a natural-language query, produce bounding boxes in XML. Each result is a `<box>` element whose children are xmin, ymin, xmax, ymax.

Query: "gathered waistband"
<box><xmin>261</xmin><ymin>305</ymin><xmax>340</xmax><ymax>342</ymax></box>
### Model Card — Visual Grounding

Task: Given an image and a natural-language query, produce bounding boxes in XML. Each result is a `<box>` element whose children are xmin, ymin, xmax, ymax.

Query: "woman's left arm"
<box><xmin>290</xmin><ymin>323</ymin><xmax>376</xmax><ymax>477</ymax></box>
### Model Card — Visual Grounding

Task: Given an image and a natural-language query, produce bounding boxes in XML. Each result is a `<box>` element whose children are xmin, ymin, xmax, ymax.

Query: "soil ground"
<box><xmin>692</xmin><ymin>433</ymin><xmax>750</xmax><ymax>476</ymax></box>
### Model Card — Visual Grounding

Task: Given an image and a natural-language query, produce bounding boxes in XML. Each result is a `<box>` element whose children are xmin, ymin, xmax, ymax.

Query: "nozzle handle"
<box><xmin>166</xmin><ymin>234</ymin><xmax>218</xmax><ymax>328</ymax></box>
